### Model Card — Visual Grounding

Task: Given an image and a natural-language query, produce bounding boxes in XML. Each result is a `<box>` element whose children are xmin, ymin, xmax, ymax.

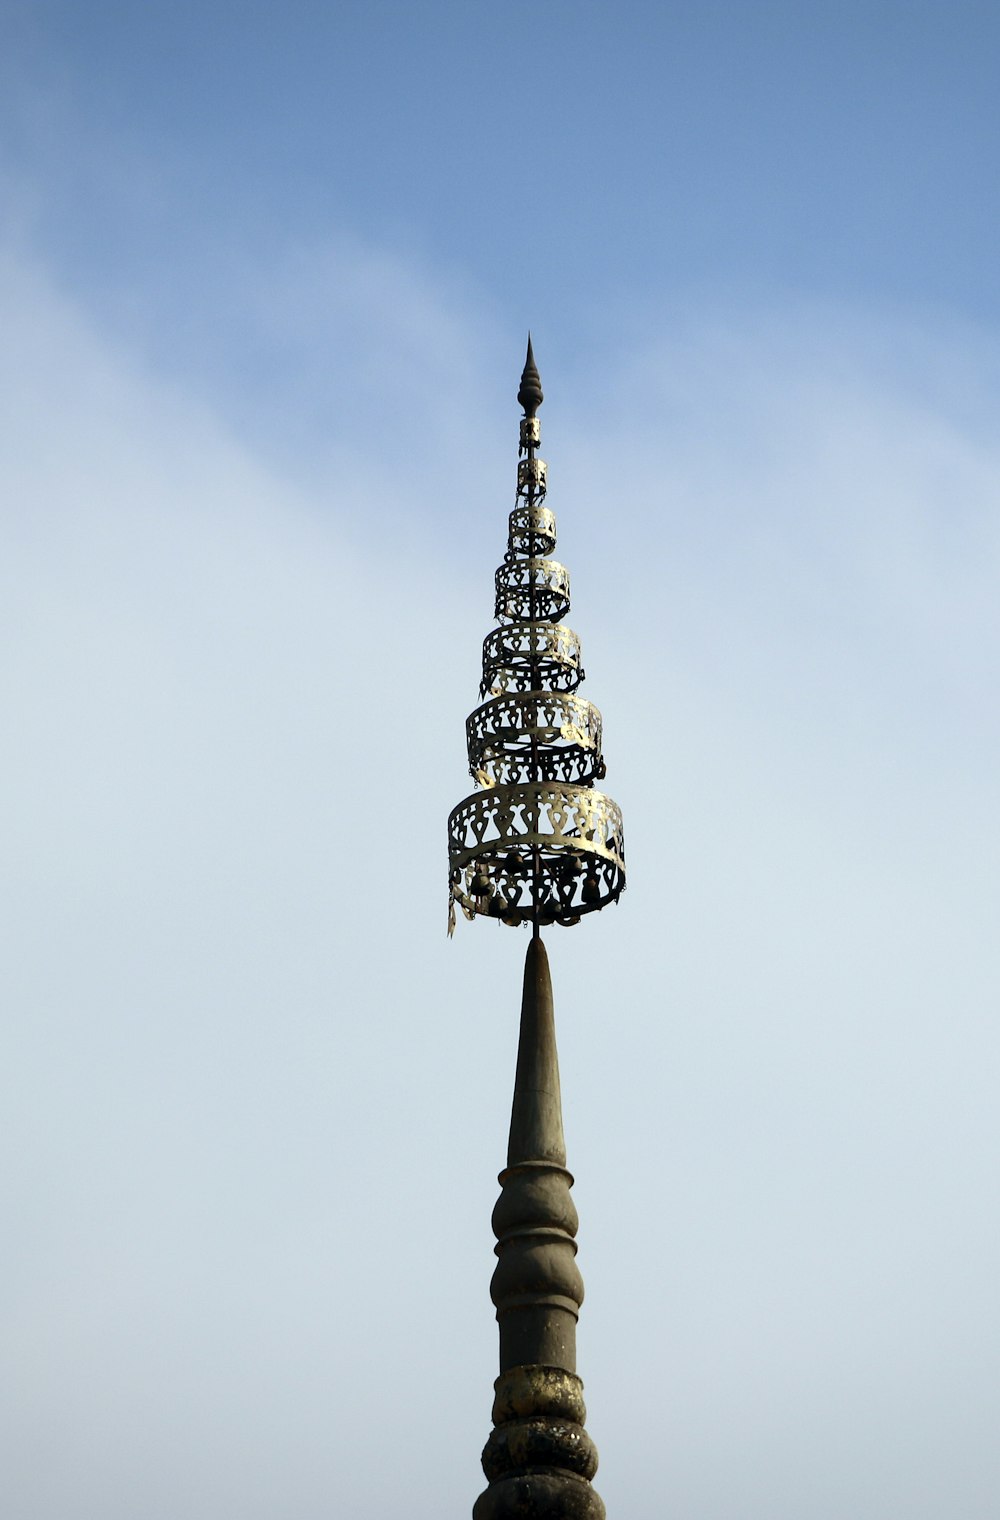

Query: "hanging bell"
<box><xmin>582</xmin><ymin>871</ymin><xmax>601</xmax><ymax>905</ymax></box>
<box><xmin>489</xmin><ymin>891</ymin><xmax>508</xmax><ymax>919</ymax></box>
<box><xmin>556</xmin><ymin>852</ymin><xmax>579</xmax><ymax>884</ymax></box>
<box><xmin>471</xmin><ymin>862</ymin><xmax>492</xmax><ymax>898</ymax></box>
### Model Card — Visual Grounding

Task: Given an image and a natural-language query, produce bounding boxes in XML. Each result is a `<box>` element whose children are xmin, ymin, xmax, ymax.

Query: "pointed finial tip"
<box><xmin>517</xmin><ymin>334</ymin><xmax>543</xmax><ymax>417</ymax></box>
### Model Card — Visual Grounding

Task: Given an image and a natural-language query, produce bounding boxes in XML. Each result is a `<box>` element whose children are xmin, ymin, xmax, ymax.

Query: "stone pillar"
<box><xmin>474</xmin><ymin>936</ymin><xmax>604</xmax><ymax>1520</ymax></box>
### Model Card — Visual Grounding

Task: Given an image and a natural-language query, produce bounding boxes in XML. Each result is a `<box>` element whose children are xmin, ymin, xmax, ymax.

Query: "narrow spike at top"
<box><xmin>517</xmin><ymin>334</ymin><xmax>544</xmax><ymax>417</ymax></box>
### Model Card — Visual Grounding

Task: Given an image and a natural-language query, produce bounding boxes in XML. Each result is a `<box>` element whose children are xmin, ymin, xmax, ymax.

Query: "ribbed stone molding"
<box><xmin>475</xmin><ymin>937</ymin><xmax>605</xmax><ymax>1520</ymax></box>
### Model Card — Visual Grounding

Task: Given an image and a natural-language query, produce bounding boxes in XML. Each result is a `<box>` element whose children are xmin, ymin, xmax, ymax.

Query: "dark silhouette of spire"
<box><xmin>517</xmin><ymin>334</ymin><xmax>544</xmax><ymax>417</ymax></box>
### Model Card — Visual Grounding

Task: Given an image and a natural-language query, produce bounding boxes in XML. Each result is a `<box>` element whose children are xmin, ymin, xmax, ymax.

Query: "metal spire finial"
<box><xmin>517</xmin><ymin>334</ymin><xmax>544</xmax><ymax>417</ymax></box>
<box><xmin>447</xmin><ymin>341</ymin><xmax>625</xmax><ymax>932</ymax></box>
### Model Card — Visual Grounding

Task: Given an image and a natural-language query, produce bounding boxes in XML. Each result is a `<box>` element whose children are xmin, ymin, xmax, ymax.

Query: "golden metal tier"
<box><xmin>494</xmin><ymin>556</ymin><xmax>571</xmax><ymax>624</ymax></box>
<box><xmin>480</xmin><ymin>622</ymin><xmax>583</xmax><ymax>698</ymax></box>
<box><xmin>508</xmin><ymin>504</ymin><xmax>557</xmax><ymax>558</ymax></box>
<box><xmin>449</xmin><ymin>782</ymin><xmax>625</xmax><ymax>928</ymax></box>
<box><xmin>467</xmin><ymin>692</ymin><xmax>604</xmax><ymax>788</ymax></box>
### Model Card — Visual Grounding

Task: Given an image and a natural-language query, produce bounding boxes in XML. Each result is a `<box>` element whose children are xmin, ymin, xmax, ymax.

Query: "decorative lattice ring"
<box><xmin>480</xmin><ymin>622</ymin><xmax>583</xmax><ymax>697</ymax></box>
<box><xmin>466</xmin><ymin>692</ymin><xmax>604</xmax><ymax>788</ymax></box>
<box><xmin>448</xmin><ymin>782</ymin><xmax>625</xmax><ymax>925</ymax></box>
<box><xmin>494</xmin><ymin>558</ymin><xmax>571</xmax><ymax>623</ymax></box>
<box><xmin>508</xmin><ymin>504</ymin><xmax>557</xmax><ymax>558</ymax></box>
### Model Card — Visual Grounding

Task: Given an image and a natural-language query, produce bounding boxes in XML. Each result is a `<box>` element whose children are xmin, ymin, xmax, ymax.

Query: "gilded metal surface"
<box><xmin>449</xmin><ymin>344</ymin><xmax>625</xmax><ymax>932</ymax></box>
<box><xmin>448</xmin><ymin>783</ymin><xmax>625</xmax><ymax>926</ymax></box>
<box><xmin>494</xmin><ymin>556</ymin><xmax>570</xmax><ymax>623</ymax></box>
<box><xmin>508</xmin><ymin>504</ymin><xmax>556</xmax><ymax>557</ymax></box>
<box><xmin>516</xmin><ymin>457</ymin><xmax>547</xmax><ymax>496</ymax></box>
<box><xmin>467</xmin><ymin>692</ymin><xmax>604</xmax><ymax>787</ymax></box>
<box><xmin>481</xmin><ymin>622</ymin><xmax>583</xmax><ymax>698</ymax></box>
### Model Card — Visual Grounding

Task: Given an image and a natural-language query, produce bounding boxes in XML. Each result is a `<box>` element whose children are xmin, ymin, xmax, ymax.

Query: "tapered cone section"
<box><xmin>507</xmin><ymin>937</ymin><xmax>566</xmax><ymax>1171</ymax></box>
<box><xmin>475</xmin><ymin>938</ymin><xmax>605</xmax><ymax>1520</ymax></box>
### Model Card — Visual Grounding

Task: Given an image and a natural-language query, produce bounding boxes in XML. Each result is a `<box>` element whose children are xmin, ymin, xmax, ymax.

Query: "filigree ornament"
<box><xmin>448</xmin><ymin>783</ymin><xmax>625</xmax><ymax>927</ymax></box>
<box><xmin>448</xmin><ymin>346</ymin><xmax>625</xmax><ymax>930</ymax></box>
<box><xmin>467</xmin><ymin>692</ymin><xmax>603</xmax><ymax>788</ymax></box>
<box><xmin>508</xmin><ymin>504</ymin><xmax>557</xmax><ymax>558</ymax></box>
<box><xmin>494</xmin><ymin>556</ymin><xmax>571</xmax><ymax>624</ymax></box>
<box><xmin>481</xmin><ymin>622</ymin><xmax>584</xmax><ymax>697</ymax></box>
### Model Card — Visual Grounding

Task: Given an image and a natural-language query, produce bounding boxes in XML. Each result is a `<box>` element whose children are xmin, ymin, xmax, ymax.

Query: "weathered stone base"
<box><xmin>474</xmin><ymin>1366</ymin><xmax>604</xmax><ymax>1520</ymax></box>
<box><xmin>473</xmin><ymin>1469</ymin><xmax>606</xmax><ymax>1520</ymax></box>
<box><xmin>483</xmin><ymin>1415</ymin><xmax>598</xmax><ymax>1483</ymax></box>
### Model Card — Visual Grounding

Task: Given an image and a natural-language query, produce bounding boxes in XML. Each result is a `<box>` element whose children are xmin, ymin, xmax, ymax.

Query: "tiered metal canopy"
<box><xmin>448</xmin><ymin>342</ymin><xmax>626</xmax><ymax>1520</ymax></box>
<box><xmin>447</xmin><ymin>337</ymin><xmax>625</xmax><ymax>933</ymax></box>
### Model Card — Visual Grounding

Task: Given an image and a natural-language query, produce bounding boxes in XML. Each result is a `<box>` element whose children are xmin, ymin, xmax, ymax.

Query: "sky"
<box><xmin>1</xmin><ymin>4</ymin><xmax>999</xmax><ymax>1518</ymax></box>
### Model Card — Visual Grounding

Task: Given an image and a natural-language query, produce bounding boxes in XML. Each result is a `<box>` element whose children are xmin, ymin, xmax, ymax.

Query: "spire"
<box><xmin>517</xmin><ymin>334</ymin><xmax>544</xmax><ymax>417</ymax></box>
<box><xmin>448</xmin><ymin>348</ymin><xmax>624</xmax><ymax>1520</ymax></box>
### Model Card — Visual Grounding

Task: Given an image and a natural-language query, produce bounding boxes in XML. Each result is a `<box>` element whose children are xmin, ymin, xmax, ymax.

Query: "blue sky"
<box><xmin>6</xmin><ymin>2</ymin><xmax>1000</xmax><ymax>384</ymax></box>
<box><xmin>2</xmin><ymin>6</ymin><xmax>999</xmax><ymax>1520</ymax></box>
